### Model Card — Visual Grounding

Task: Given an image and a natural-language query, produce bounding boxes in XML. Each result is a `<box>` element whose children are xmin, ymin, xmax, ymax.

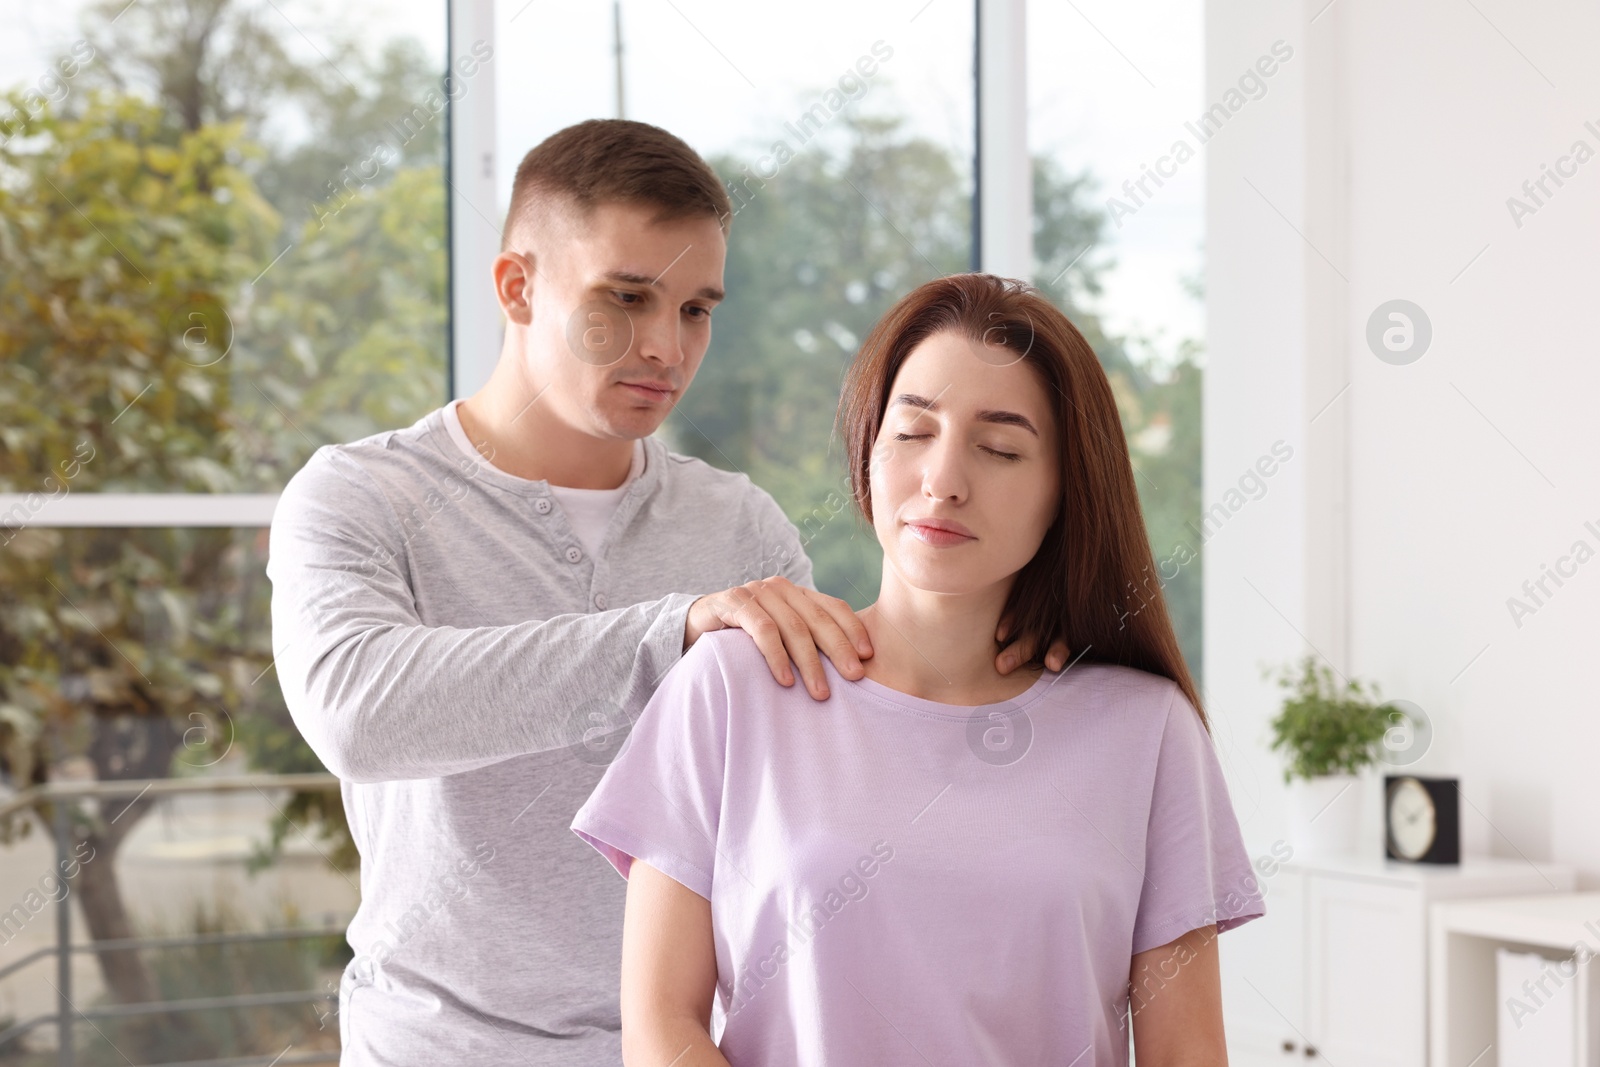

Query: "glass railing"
<box><xmin>0</xmin><ymin>774</ymin><xmax>348</xmax><ymax>1067</ymax></box>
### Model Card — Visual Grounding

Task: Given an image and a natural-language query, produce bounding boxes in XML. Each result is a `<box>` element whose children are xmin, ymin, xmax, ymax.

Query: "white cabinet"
<box><xmin>1221</xmin><ymin>854</ymin><xmax>1575</xmax><ymax>1067</ymax></box>
<box><xmin>1225</xmin><ymin>867</ymin><xmax>1307</xmax><ymax>1062</ymax></box>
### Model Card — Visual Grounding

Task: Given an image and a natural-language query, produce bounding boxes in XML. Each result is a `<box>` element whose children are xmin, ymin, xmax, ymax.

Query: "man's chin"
<box><xmin>592</xmin><ymin>405</ymin><xmax>672</xmax><ymax>441</ymax></box>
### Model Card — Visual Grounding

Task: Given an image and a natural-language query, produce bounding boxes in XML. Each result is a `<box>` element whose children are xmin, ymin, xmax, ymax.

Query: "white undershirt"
<box><xmin>441</xmin><ymin>399</ymin><xmax>644</xmax><ymax>559</ymax></box>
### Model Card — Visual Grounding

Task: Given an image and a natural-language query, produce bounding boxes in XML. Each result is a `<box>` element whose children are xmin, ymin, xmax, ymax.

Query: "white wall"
<box><xmin>1205</xmin><ymin>0</ymin><xmax>1600</xmax><ymax>883</ymax></box>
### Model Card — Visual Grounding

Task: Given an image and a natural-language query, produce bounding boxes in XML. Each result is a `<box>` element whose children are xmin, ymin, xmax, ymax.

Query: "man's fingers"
<box><xmin>995</xmin><ymin>634</ymin><xmax>1037</xmax><ymax>675</ymax></box>
<box><xmin>721</xmin><ymin>591</ymin><xmax>795</xmax><ymax>687</ymax></box>
<box><xmin>709</xmin><ymin>578</ymin><xmax>873</xmax><ymax>701</ymax></box>
<box><xmin>820</xmin><ymin>593</ymin><xmax>873</xmax><ymax>658</ymax></box>
<box><xmin>755</xmin><ymin>588</ymin><xmax>830</xmax><ymax>700</ymax></box>
<box><xmin>995</xmin><ymin>633</ymin><xmax>1073</xmax><ymax>673</ymax></box>
<box><xmin>802</xmin><ymin>594</ymin><xmax>868</xmax><ymax>678</ymax></box>
<box><xmin>814</xmin><ymin>621</ymin><xmax>866</xmax><ymax>681</ymax></box>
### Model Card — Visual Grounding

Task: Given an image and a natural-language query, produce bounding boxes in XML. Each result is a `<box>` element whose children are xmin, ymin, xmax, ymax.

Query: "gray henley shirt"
<box><xmin>266</xmin><ymin>405</ymin><xmax>813</xmax><ymax>1064</ymax></box>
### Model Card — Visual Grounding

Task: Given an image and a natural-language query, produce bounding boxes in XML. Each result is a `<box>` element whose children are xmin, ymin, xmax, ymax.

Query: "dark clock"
<box><xmin>1384</xmin><ymin>775</ymin><xmax>1460</xmax><ymax>864</ymax></box>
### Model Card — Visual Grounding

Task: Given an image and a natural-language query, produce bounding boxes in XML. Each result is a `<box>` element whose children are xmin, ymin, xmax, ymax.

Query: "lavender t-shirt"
<box><xmin>571</xmin><ymin>629</ymin><xmax>1264</xmax><ymax>1065</ymax></box>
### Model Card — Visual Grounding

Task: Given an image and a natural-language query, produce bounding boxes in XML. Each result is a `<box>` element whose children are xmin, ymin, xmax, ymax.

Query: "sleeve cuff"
<box><xmin>642</xmin><ymin>591</ymin><xmax>698</xmax><ymax>680</ymax></box>
<box><xmin>571</xmin><ymin>814</ymin><xmax>714</xmax><ymax>901</ymax></box>
<box><xmin>1131</xmin><ymin>898</ymin><xmax>1267</xmax><ymax>956</ymax></box>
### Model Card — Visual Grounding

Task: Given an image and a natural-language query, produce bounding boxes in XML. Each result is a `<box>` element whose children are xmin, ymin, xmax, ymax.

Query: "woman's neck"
<box><xmin>858</xmin><ymin>581</ymin><xmax>1043</xmax><ymax>706</ymax></box>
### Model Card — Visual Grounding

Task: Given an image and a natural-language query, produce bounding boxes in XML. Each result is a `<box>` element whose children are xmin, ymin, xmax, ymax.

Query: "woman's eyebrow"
<box><xmin>891</xmin><ymin>392</ymin><xmax>937</xmax><ymax>411</ymax></box>
<box><xmin>976</xmin><ymin>409</ymin><xmax>1040</xmax><ymax>436</ymax></box>
<box><xmin>891</xmin><ymin>393</ymin><xmax>1039</xmax><ymax>437</ymax></box>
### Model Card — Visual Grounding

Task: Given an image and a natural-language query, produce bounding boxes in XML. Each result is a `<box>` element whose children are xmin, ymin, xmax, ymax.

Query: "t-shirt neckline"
<box><xmin>846</xmin><ymin>667</ymin><xmax>1063</xmax><ymax>721</ymax></box>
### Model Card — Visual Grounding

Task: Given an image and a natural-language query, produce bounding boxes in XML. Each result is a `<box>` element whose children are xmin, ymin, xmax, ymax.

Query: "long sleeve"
<box><xmin>266</xmin><ymin>449</ymin><xmax>697</xmax><ymax>785</ymax></box>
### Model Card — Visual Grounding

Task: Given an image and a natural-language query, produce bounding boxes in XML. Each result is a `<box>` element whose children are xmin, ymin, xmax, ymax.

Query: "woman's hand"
<box><xmin>620</xmin><ymin>860</ymin><xmax>732</xmax><ymax>1067</ymax></box>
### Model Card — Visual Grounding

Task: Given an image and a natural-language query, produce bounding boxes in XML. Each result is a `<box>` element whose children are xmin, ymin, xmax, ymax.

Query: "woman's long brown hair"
<box><xmin>836</xmin><ymin>273</ymin><xmax>1207</xmax><ymax>731</ymax></box>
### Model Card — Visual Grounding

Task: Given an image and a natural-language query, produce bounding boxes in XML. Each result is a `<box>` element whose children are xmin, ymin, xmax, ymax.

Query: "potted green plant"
<box><xmin>1265</xmin><ymin>655</ymin><xmax>1404</xmax><ymax>856</ymax></box>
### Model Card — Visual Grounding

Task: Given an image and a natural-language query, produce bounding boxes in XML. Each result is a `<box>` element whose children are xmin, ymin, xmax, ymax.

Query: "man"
<box><xmin>268</xmin><ymin>119</ymin><xmax>1061</xmax><ymax>1064</ymax></box>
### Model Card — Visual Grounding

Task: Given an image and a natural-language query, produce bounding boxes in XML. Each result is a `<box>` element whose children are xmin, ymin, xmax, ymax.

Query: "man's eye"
<box><xmin>613</xmin><ymin>291</ymin><xmax>642</xmax><ymax>305</ymax></box>
<box><xmin>685</xmin><ymin>305</ymin><xmax>711</xmax><ymax>320</ymax></box>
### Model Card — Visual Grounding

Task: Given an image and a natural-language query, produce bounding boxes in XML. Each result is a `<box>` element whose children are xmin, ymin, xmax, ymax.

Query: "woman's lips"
<box><xmin>905</xmin><ymin>520</ymin><xmax>976</xmax><ymax>547</ymax></box>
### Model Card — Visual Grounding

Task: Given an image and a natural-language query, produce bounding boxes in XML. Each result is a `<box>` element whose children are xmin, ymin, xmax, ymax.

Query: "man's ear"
<box><xmin>492</xmin><ymin>251</ymin><xmax>536</xmax><ymax>326</ymax></box>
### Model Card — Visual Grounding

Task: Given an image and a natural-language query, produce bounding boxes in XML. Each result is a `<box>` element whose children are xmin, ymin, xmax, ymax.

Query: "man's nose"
<box><xmin>635</xmin><ymin>308</ymin><xmax>685</xmax><ymax>367</ymax></box>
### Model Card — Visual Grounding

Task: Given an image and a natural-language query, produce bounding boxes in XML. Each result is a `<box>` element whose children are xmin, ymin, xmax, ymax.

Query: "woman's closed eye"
<box><xmin>890</xmin><ymin>431</ymin><xmax>1022</xmax><ymax>461</ymax></box>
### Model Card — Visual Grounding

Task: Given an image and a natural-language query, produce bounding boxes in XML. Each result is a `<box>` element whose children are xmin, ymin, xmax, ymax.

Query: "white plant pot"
<box><xmin>1286</xmin><ymin>773</ymin><xmax>1363</xmax><ymax>858</ymax></box>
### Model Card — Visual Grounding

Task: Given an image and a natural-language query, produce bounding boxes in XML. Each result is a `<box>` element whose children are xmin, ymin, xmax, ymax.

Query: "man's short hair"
<box><xmin>501</xmin><ymin>119</ymin><xmax>733</xmax><ymax>252</ymax></box>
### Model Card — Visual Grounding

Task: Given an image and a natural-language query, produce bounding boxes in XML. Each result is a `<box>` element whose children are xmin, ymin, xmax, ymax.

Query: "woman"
<box><xmin>572</xmin><ymin>274</ymin><xmax>1264</xmax><ymax>1065</ymax></box>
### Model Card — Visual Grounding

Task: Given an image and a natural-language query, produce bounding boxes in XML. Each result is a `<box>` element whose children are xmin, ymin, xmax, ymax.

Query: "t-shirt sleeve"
<box><xmin>1130</xmin><ymin>683</ymin><xmax>1266</xmax><ymax>955</ymax></box>
<box><xmin>570</xmin><ymin>636</ymin><xmax>730</xmax><ymax>901</ymax></box>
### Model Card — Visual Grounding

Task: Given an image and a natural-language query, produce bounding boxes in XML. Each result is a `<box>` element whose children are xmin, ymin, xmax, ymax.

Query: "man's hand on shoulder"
<box><xmin>685</xmin><ymin>578</ymin><xmax>872</xmax><ymax>701</ymax></box>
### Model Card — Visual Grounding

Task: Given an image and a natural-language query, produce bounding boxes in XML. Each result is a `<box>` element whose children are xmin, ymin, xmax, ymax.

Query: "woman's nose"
<box><xmin>921</xmin><ymin>438</ymin><xmax>969</xmax><ymax>504</ymax></box>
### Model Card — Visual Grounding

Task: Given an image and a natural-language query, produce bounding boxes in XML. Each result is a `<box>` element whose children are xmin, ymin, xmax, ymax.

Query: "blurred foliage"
<box><xmin>0</xmin><ymin>0</ymin><xmax>444</xmax><ymax>1015</ymax></box>
<box><xmin>75</xmin><ymin>0</ymin><xmax>447</xmax><ymax>201</ymax></box>
<box><xmin>0</xmin><ymin>95</ymin><xmax>287</xmax><ymax>991</ymax></box>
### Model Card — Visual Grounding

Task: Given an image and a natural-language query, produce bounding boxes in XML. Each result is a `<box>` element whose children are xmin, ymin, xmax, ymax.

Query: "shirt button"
<box><xmin>535</xmin><ymin>498</ymin><xmax>552</xmax><ymax>515</ymax></box>
<box><xmin>565</xmin><ymin>546</ymin><xmax>583</xmax><ymax>564</ymax></box>
<box><xmin>594</xmin><ymin>593</ymin><xmax>608</xmax><ymax>609</ymax></box>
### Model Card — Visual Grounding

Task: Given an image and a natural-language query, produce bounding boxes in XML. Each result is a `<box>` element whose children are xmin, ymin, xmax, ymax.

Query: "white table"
<box><xmin>1430</xmin><ymin>891</ymin><xmax>1600</xmax><ymax>1067</ymax></box>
